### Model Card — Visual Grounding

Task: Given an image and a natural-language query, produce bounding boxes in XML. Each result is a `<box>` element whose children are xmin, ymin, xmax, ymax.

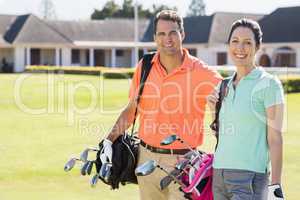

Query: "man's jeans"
<box><xmin>213</xmin><ymin>168</ymin><xmax>269</xmax><ymax>200</ymax></box>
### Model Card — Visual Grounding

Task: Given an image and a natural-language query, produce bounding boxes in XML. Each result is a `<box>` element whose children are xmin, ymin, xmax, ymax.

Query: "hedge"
<box><xmin>25</xmin><ymin>65</ymin><xmax>135</xmax><ymax>76</ymax></box>
<box><xmin>25</xmin><ymin>65</ymin><xmax>300</xmax><ymax>93</ymax></box>
<box><xmin>280</xmin><ymin>76</ymin><xmax>300</xmax><ymax>93</ymax></box>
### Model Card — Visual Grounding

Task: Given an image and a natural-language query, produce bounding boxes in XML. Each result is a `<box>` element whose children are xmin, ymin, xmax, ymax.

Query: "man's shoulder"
<box><xmin>191</xmin><ymin>57</ymin><xmax>217</xmax><ymax>73</ymax></box>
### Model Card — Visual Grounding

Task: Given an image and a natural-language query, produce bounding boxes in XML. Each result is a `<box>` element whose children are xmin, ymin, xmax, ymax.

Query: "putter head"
<box><xmin>64</xmin><ymin>158</ymin><xmax>77</xmax><ymax>172</ymax></box>
<box><xmin>160</xmin><ymin>134</ymin><xmax>179</xmax><ymax>146</ymax></box>
<box><xmin>90</xmin><ymin>173</ymin><xmax>99</xmax><ymax>187</ymax></box>
<box><xmin>135</xmin><ymin>160</ymin><xmax>157</xmax><ymax>176</ymax></box>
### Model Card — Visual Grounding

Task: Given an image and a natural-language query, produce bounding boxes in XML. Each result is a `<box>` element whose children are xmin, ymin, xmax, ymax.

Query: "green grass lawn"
<box><xmin>0</xmin><ymin>73</ymin><xmax>299</xmax><ymax>200</ymax></box>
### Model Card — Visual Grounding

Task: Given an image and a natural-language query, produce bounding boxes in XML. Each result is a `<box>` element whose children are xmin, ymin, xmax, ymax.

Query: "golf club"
<box><xmin>160</xmin><ymin>134</ymin><xmax>201</xmax><ymax>158</ymax></box>
<box><xmin>160</xmin><ymin>168</ymin><xmax>182</xmax><ymax>190</ymax></box>
<box><xmin>64</xmin><ymin>157</ymin><xmax>81</xmax><ymax>172</ymax></box>
<box><xmin>99</xmin><ymin>162</ymin><xmax>112</xmax><ymax>182</ymax></box>
<box><xmin>135</xmin><ymin>160</ymin><xmax>185</xmax><ymax>187</ymax></box>
<box><xmin>90</xmin><ymin>173</ymin><xmax>100</xmax><ymax>187</ymax></box>
<box><xmin>80</xmin><ymin>147</ymin><xmax>99</xmax><ymax>162</ymax></box>
<box><xmin>81</xmin><ymin>160</ymin><xmax>94</xmax><ymax>176</ymax></box>
<box><xmin>159</xmin><ymin>158</ymin><xmax>200</xmax><ymax>190</ymax></box>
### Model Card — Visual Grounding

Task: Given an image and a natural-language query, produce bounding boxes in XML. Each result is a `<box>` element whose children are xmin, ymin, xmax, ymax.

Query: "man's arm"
<box><xmin>106</xmin><ymin>98</ymin><xmax>138</xmax><ymax>143</ymax></box>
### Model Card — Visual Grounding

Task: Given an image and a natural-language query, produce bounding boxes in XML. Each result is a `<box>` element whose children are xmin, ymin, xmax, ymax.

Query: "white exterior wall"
<box><xmin>295</xmin><ymin>48</ymin><xmax>300</xmax><ymax>68</ymax></box>
<box><xmin>116</xmin><ymin>49</ymin><xmax>131</xmax><ymax>67</ymax></box>
<box><xmin>79</xmin><ymin>49</ymin><xmax>88</xmax><ymax>66</ymax></box>
<box><xmin>61</xmin><ymin>48</ymin><xmax>71</xmax><ymax>66</ymax></box>
<box><xmin>105</xmin><ymin>50</ymin><xmax>111</xmax><ymax>67</ymax></box>
<box><xmin>197</xmin><ymin>47</ymin><xmax>212</xmax><ymax>64</ymax></box>
<box><xmin>14</xmin><ymin>47</ymin><xmax>25</xmax><ymax>72</ymax></box>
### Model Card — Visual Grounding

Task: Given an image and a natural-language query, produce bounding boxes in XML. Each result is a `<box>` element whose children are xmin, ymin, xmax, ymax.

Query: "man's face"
<box><xmin>154</xmin><ymin>19</ymin><xmax>185</xmax><ymax>56</ymax></box>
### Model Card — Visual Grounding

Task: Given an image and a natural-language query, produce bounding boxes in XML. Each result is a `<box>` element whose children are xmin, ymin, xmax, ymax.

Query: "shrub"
<box><xmin>280</xmin><ymin>76</ymin><xmax>300</xmax><ymax>93</ymax></box>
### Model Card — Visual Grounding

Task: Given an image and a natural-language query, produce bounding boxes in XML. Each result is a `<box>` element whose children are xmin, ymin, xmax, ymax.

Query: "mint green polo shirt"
<box><xmin>213</xmin><ymin>67</ymin><xmax>284</xmax><ymax>173</ymax></box>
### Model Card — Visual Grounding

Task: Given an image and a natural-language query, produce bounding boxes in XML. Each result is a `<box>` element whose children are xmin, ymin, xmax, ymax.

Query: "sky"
<box><xmin>0</xmin><ymin>0</ymin><xmax>299</xmax><ymax>20</ymax></box>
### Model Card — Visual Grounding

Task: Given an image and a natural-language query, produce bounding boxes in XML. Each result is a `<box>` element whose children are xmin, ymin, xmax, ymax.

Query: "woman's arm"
<box><xmin>266</xmin><ymin>103</ymin><xmax>284</xmax><ymax>184</ymax></box>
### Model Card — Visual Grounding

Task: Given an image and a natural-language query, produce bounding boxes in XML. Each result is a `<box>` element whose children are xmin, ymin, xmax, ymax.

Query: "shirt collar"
<box><xmin>229</xmin><ymin>67</ymin><xmax>263</xmax><ymax>83</ymax></box>
<box><xmin>152</xmin><ymin>48</ymin><xmax>194</xmax><ymax>72</ymax></box>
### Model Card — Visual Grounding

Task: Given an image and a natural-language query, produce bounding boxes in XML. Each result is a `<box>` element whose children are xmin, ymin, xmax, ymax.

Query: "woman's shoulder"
<box><xmin>256</xmin><ymin>67</ymin><xmax>283</xmax><ymax>90</ymax></box>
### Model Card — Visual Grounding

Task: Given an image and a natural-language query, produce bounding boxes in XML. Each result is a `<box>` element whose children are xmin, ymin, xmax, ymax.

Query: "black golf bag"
<box><xmin>95</xmin><ymin>133</ymin><xmax>139</xmax><ymax>189</ymax></box>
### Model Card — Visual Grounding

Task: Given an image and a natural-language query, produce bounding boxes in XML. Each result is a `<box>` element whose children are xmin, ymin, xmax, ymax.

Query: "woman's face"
<box><xmin>229</xmin><ymin>27</ymin><xmax>258</xmax><ymax>68</ymax></box>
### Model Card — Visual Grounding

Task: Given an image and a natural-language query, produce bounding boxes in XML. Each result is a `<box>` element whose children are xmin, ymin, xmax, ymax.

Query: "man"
<box><xmin>100</xmin><ymin>10</ymin><xmax>222</xmax><ymax>199</ymax></box>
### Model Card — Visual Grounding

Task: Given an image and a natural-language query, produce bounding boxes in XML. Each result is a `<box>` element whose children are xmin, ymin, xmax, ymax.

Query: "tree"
<box><xmin>91</xmin><ymin>0</ymin><xmax>177</xmax><ymax>20</ymax></box>
<box><xmin>187</xmin><ymin>0</ymin><xmax>206</xmax><ymax>16</ymax></box>
<box><xmin>91</xmin><ymin>0</ymin><xmax>120</xmax><ymax>20</ymax></box>
<box><xmin>151</xmin><ymin>4</ymin><xmax>178</xmax><ymax>15</ymax></box>
<box><xmin>39</xmin><ymin>0</ymin><xmax>57</xmax><ymax>19</ymax></box>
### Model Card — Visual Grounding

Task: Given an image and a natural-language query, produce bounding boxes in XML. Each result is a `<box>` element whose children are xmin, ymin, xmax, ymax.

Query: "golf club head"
<box><xmin>160</xmin><ymin>175</ymin><xmax>173</xmax><ymax>190</ymax></box>
<box><xmin>80</xmin><ymin>148</ymin><xmax>99</xmax><ymax>162</ymax></box>
<box><xmin>64</xmin><ymin>158</ymin><xmax>77</xmax><ymax>172</ymax></box>
<box><xmin>90</xmin><ymin>173</ymin><xmax>99</xmax><ymax>187</ymax></box>
<box><xmin>99</xmin><ymin>163</ymin><xmax>112</xmax><ymax>182</ymax></box>
<box><xmin>80</xmin><ymin>149</ymin><xmax>89</xmax><ymax>162</ymax></box>
<box><xmin>81</xmin><ymin>161</ymin><xmax>91</xmax><ymax>176</ymax></box>
<box><xmin>183</xmin><ymin>151</ymin><xmax>196</xmax><ymax>159</ymax></box>
<box><xmin>87</xmin><ymin>161</ymin><xmax>94</xmax><ymax>175</ymax></box>
<box><xmin>160</xmin><ymin>168</ymin><xmax>182</xmax><ymax>190</ymax></box>
<box><xmin>135</xmin><ymin>160</ymin><xmax>157</xmax><ymax>176</ymax></box>
<box><xmin>176</xmin><ymin>159</ymin><xmax>190</xmax><ymax>170</ymax></box>
<box><xmin>160</xmin><ymin>134</ymin><xmax>179</xmax><ymax>146</ymax></box>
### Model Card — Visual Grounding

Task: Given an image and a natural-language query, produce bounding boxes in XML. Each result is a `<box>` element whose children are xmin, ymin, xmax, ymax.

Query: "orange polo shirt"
<box><xmin>129</xmin><ymin>49</ymin><xmax>222</xmax><ymax>149</ymax></box>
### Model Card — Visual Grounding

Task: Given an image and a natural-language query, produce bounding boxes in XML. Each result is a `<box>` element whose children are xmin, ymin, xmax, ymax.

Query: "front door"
<box><xmin>31</xmin><ymin>49</ymin><xmax>41</xmax><ymax>65</ymax></box>
<box><xmin>94</xmin><ymin>50</ymin><xmax>105</xmax><ymax>66</ymax></box>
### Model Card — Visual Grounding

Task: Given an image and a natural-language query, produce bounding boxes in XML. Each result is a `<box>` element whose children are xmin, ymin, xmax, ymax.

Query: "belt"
<box><xmin>140</xmin><ymin>140</ymin><xmax>190</xmax><ymax>155</ymax></box>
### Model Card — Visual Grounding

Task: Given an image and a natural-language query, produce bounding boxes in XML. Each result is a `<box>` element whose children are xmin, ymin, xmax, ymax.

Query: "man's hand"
<box><xmin>268</xmin><ymin>184</ymin><xmax>284</xmax><ymax>200</ymax></box>
<box><xmin>100</xmin><ymin>139</ymin><xmax>113</xmax><ymax>164</ymax></box>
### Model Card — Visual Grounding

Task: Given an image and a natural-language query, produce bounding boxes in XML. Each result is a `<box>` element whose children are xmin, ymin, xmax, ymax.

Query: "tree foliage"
<box><xmin>91</xmin><ymin>0</ymin><xmax>177</xmax><ymax>20</ymax></box>
<box><xmin>187</xmin><ymin>0</ymin><xmax>206</xmax><ymax>16</ymax></box>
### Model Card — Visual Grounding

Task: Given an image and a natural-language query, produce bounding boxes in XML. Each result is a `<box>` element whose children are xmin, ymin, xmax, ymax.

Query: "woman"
<box><xmin>207</xmin><ymin>19</ymin><xmax>285</xmax><ymax>200</ymax></box>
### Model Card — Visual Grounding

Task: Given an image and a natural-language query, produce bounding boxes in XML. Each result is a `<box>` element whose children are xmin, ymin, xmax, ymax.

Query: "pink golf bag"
<box><xmin>179</xmin><ymin>153</ymin><xmax>214</xmax><ymax>200</ymax></box>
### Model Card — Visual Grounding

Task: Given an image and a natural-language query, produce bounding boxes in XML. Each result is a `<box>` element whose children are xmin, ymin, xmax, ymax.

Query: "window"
<box><xmin>116</xmin><ymin>50</ymin><xmax>124</xmax><ymax>57</ymax></box>
<box><xmin>217</xmin><ymin>52</ymin><xmax>227</xmax><ymax>65</ymax></box>
<box><xmin>72</xmin><ymin>49</ymin><xmax>80</xmax><ymax>64</ymax></box>
<box><xmin>274</xmin><ymin>47</ymin><xmax>296</xmax><ymax>67</ymax></box>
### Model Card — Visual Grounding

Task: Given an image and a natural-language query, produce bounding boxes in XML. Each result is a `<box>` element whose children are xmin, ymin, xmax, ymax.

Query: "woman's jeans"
<box><xmin>213</xmin><ymin>168</ymin><xmax>269</xmax><ymax>200</ymax></box>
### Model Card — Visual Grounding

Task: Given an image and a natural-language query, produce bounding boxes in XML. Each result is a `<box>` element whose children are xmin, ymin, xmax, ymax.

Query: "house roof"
<box><xmin>141</xmin><ymin>15</ymin><xmax>213</xmax><ymax>43</ymax></box>
<box><xmin>0</xmin><ymin>7</ymin><xmax>299</xmax><ymax>46</ymax></box>
<box><xmin>0</xmin><ymin>14</ymin><xmax>17</xmax><ymax>45</ymax></box>
<box><xmin>141</xmin><ymin>12</ymin><xmax>263</xmax><ymax>44</ymax></box>
<box><xmin>9</xmin><ymin>14</ymin><xmax>71</xmax><ymax>44</ymax></box>
<box><xmin>259</xmin><ymin>6</ymin><xmax>300</xmax><ymax>43</ymax></box>
<box><xmin>209</xmin><ymin>12</ymin><xmax>264</xmax><ymax>44</ymax></box>
<box><xmin>47</xmin><ymin>18</ymin><xmax>150</xmax><ymax>42</ymax></box>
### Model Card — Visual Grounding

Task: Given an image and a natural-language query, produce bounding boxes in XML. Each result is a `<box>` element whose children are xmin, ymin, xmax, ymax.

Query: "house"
<box><xmin>0</xmin><ymin>6</ymin><xmax>299</xmax><ymax>72</ymax></box>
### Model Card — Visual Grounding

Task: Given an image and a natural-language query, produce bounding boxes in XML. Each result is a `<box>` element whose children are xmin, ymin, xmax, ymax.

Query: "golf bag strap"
<box><xmin>211</xmin><ymin>77</ymin><xmax>230</xmax><ymax>150</ymax></box>
<box><xmin>130</xmin><ymin>52</ymin><xmax>156</xmax><ymax>136</ymax></box>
